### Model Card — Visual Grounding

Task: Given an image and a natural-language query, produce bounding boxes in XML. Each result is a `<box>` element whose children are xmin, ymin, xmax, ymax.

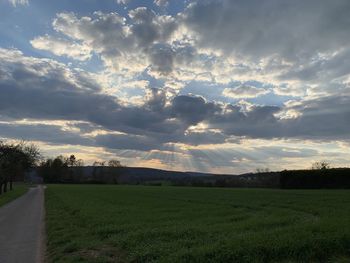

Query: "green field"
<box><xmin>45</xmin><ymin>185</ymin><xmax>350</xmax><ymax>262</ymax></box>
<box><xmin>0</xmin><ymin>184</ymin><xmax>28</xmax><ymax>207</ymax></box>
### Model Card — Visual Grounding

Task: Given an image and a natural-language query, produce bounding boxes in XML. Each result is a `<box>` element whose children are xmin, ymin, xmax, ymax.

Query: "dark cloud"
<box><xmin>48</xmin><ymin>9</ymin><xmax>179</xmax><ymax>72</ymax></box>
<box><xmin>209</xmin><ymin>95</ymin><xmax>350</xmax><ymax>140</ymax></box>
<box><xmin>187</xmin><ymin>146</ymin><xmax>300</xmax><ymax>168</ymax></box>
<box><xmin>32</xmin><ymin>8</ymin><xmax>201</xmax><ymax>76</ymax></box>
<box><xmin>283</xmin><ymin>95</ymin><xmax>350</xmax><ymax>139</ymax></box>
<box><xmin>148</xmin><ymin>43</ymin><xmax>197</xmax><ymax>75</ymax></box>
<box><xmin>0</xmin><ymin>122</ymin><xmax>93</xmax><ymax>146</ymax></box>
<box><xmin>53</xmin><ymin>12</ymin><xmax>130</xmax><ymax>59</ymax></box>
<box><xmin>0</xmin><ymin>49</ymin><xmax>187</xmax><ymax>150</ymax></box>
<box><xmin>184</xmin><ymin>0</ymin><xmax>350</xmax><ymax>61</ymax></box>
<box><xmin>1</xmin><ymin>48</ymin><xmax>350</xmax><ymax>153</ymax></box>
<box><xmin>170</xmin><ymin>95</ymin><xmax>220</xmax><ymax>125</ymax></box>
<box><xmin>95</xmin><ymin>133</ymin><xmax>162</xmax><ymax>151</ymax></box>
<box><xmin>129</xmin><ymin>7</ymin><xmax>178</xmax><ymax>45</ymax></box>
<box><xmin>149</xmin><ymin>44</ymin><xmax>174</xmax><ymax>74</ymax></box>
<box><xmin>183</xmin><ymin>131</ymin><xmax>227</xmax><ymax>146</ymax></box>
<box><xmin>278</xmin><ymin>49</ymin><xmax>350</xmax><ymax>82</ymax></box>
<box><xmin>253</xmin><ymin>146</ymin><xmax>318</xmax><ymax>159</ymax></box>
<box><xmin>209</xmin><ymin>104</ymin><xmax>282</xmax><ymax>138</ymax></box>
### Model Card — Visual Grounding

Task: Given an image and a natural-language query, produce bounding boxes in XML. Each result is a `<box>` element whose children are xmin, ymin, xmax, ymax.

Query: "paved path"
<box><xmin>0</xmin><ymin>186</ymin><xmax>45</xmax><ymax>263</ymax></box>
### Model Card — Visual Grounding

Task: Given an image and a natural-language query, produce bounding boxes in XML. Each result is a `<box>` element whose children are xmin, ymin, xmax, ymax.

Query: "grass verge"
<box><xmin>0</xmin><ymin>183</ymin><xmax>28</xmax><ymax>207</ymax></box>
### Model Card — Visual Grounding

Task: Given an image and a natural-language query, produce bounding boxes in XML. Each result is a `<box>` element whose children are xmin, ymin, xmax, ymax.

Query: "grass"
<box><xmin>0</xmin><ymin>183</ymin><xmax>28</xmax><ymax>207</ymax></box>
<box><xmin>45</xmin><ymin>185</ymin><xmax>350</xmax><ymax>262</ymax></box>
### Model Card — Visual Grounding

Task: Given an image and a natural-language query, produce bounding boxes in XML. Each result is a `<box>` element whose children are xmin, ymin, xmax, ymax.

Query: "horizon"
<box><xmin>1</xmin><ymin>0</ymin><xmax>350</xmax><ymax>174</ymax></box>
<box><xmin>32</xmin><ymin>158</ymin><xmax>350</xmax><ymax>176</ymax></box>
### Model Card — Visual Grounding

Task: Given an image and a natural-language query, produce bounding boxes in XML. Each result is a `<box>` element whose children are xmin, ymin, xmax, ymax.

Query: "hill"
<box><xmin>31</xmin><ymin>165</ymin><xmax>350</xmax><ymax>189</ymax></box>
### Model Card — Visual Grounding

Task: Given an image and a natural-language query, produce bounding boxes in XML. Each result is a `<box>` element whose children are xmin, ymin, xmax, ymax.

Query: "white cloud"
<box><xmin>116</xmin><ymin>0</ymin><xmax>130</xmax><ymax>4</ymax></box>
<box><xmin>154</xmin><ymin>0</ymin><xmax>168</xmax><ymax>7</ymax></box>
<box><xmin>30</xmin><ymin>35</ymin><xmax>92</xmax><ymax>61</ymax></box>
<box><xmin>45</xmin><ymin>10</ymin><xmax>179</xmax><ymax>77</ymax></box>
<box><xmin>223</xmin><ymin>85</ymin><xmax>270</xmax><ymax>99</ymax></box>
<box><xmin>8</xmin><ymin>0</ymin><xmax>28</xmax><ymax>7</ymax></box>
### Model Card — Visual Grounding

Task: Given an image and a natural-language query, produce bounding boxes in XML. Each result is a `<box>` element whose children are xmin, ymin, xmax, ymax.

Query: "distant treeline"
<box><xmin>167</xmin><ymin>172</ymin><xmax>281</xmax><ymax>188</ymax></box>
<box><xmin>3</xmin><ymin>140</ymin><xmax>349</xmax><ymax>191</ymax></box>
<box><xmin>24</xmin><ymin>153</ymin><xmax>350</xmax><ymax>189</ymax></box>
<box><xmin>35</xmin><ymin>162</ymin><xmax>350</xmax><ymax>189</ymax></box>
<box><xmin>280</xmin><ymin>168</ymin><xmax>350</xmax><ymax>189</ymax></box>
<box><xmin>138</xmin><ymin>169</ymin><xmax>350</xmax><ymax>189</ymax></box>
<box><xmin>37</xmin><ymin>155</ymin><xmax>123</xmax><ymax>184</ymax></box>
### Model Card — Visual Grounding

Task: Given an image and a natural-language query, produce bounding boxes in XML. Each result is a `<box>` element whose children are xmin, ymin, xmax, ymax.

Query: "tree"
<box><xmin>38</xmin><ymin>154</ymin><xmax>84</xmax><ymax>183</ymax></box>
<box><xmin>107</xmin><ymin>159</ymin><xmax>123</xmax><ymax>184</ymax></box>
<box><xmin>256</xmin><ymin>168</ymin><xmax>270</xmax><ymax>173</ymax></box>
<box><xmin>312</xmin><ymin>161</ymin><xmax>330</xmax><ymax>170</ymax></box>
<box><xmin>67</xmin><ymin>154</ymin><xmax>77</xmax><ymax>167</ymax></box>
<box><xmin>92</xmin><ymin>159</ymin><xmax>123</xmax><ymax>184</ymax></box>
<box><xmin>38</xmin><ymin>156</ymin><xmax>68</xmax><ymax>183</ymax></box>
<box><xmin>108</xmin><ymin>159</ymin><xmax>122</xmax><ymax>167</ymax></box>
<box><xmin>92</xmin><ymin>161</ymin><xmax>107</xmax><ymax>182</ymax></box>
<box><xmin>93</xmin><ymin>161</ymin><xmax>105</xmax><ymax>166</ymax></box>
<box><xmin>0</xmin><ymin>141</ymin><xmax>41</xmax><ymax>194</ymax></box>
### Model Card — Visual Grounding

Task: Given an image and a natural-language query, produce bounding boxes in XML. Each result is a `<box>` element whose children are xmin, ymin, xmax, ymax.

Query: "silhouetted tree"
<box><xmin>108</xmin><ymin>159</ymin><xmax>122</xmax><ymax>167</ymax></box>
<box><xmin>0</xmin><ymin>141</ymin><xmax>41</xmax><ymax>194</ymax></box>
<box><xmin>93</xmin><ymin>161</ymin><xmax>105</xmax><ymax>166</ymax></box>
<box><xmin>38</xmin><ymin>154</ymin><xmax>84</xmax><ymax>183</ymax></box>
<box><xmin>256</xmin><ymin>168</ymin><xmax>270</xmax><ymax>173</ymax></box>
<box><xmin>312</xmin><ymin>161</ymin><xmax>330</xmax><ymax>170</ymax></box>
<box><xmin>38</xmin><ymin>156</ymin><xmax>68</xmax><ymax>183</ymax></box>
<box><xmin>67</xmin><ymin>154</ymin><xmax>77</xmax><ymax>167</ymax></box>
<box><xmin>92</xmin><ymin>159</ymin><xmax>123</xmax><ymax>184</ymax></box>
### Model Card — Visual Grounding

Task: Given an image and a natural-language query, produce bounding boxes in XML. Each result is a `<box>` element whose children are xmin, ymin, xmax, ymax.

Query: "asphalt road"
<box><xmin>0</xmin><ymin>186</ymin><xmax>45</xmax><ymax>263</ymax></box>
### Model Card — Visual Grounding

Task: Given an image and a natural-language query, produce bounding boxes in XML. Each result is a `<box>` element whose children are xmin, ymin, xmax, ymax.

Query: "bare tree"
<box><xmin>67</xmin><ymin>154</ymin><xmax>77</xmax><ymax>167</ymax></box>
<box><xmin>108</xmin><ymin>159</ymin><xmax>122</xmax><ymax>167</ymax></box>
<box><xmin>65</xmin><ymin>154</ymin><xmax>84</xmax><ymax>167</ymax></box>
<box><xmin>93</xmin><ymin>161</ymin><xmax>105</xmax><ymax>166</ymax></box>
<box><xmin>312</xmin><ymin>161</ymin><xmax>330</xmax><ymax>170</ymax></box>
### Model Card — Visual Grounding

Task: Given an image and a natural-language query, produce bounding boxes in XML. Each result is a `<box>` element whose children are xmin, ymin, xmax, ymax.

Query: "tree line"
<box><xmin>38</xmin><ymin>155</ymin><xmax>123</xmax><ymax>184</ymax></box>
<box><xmin>0</xmin><ymin>140</ymin><xmax>124</xmax><ymax>193</ymax></box>
<box><xmin>1</xmin><ymin>140</ymin><xmax>349</xmax><ymax>191</ymax></box>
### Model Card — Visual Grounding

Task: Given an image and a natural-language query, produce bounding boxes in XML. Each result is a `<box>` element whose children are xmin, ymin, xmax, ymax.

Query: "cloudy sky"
<box><xmin>1</xmin><ymin>0</ymin><xmax>350</xmax><ymax>173</ymax></box>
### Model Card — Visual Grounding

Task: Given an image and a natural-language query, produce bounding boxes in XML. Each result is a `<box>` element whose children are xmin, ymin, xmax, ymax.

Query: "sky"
<box><xmin>0</xmin><ymin>0</ymin><xmax>350</xmax><ymax>174</ymax></box>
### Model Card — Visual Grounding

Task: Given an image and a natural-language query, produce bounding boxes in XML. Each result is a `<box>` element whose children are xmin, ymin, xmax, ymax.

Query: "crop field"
<box><xmin>45</xmin><ymin>185</ymin><xmax>350</xmax><ymax>262</ymax></box>
<box><xmin>0</xmin><ymin>184</ymin><xmax>28</xmax><ymax>207</ymax></box>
